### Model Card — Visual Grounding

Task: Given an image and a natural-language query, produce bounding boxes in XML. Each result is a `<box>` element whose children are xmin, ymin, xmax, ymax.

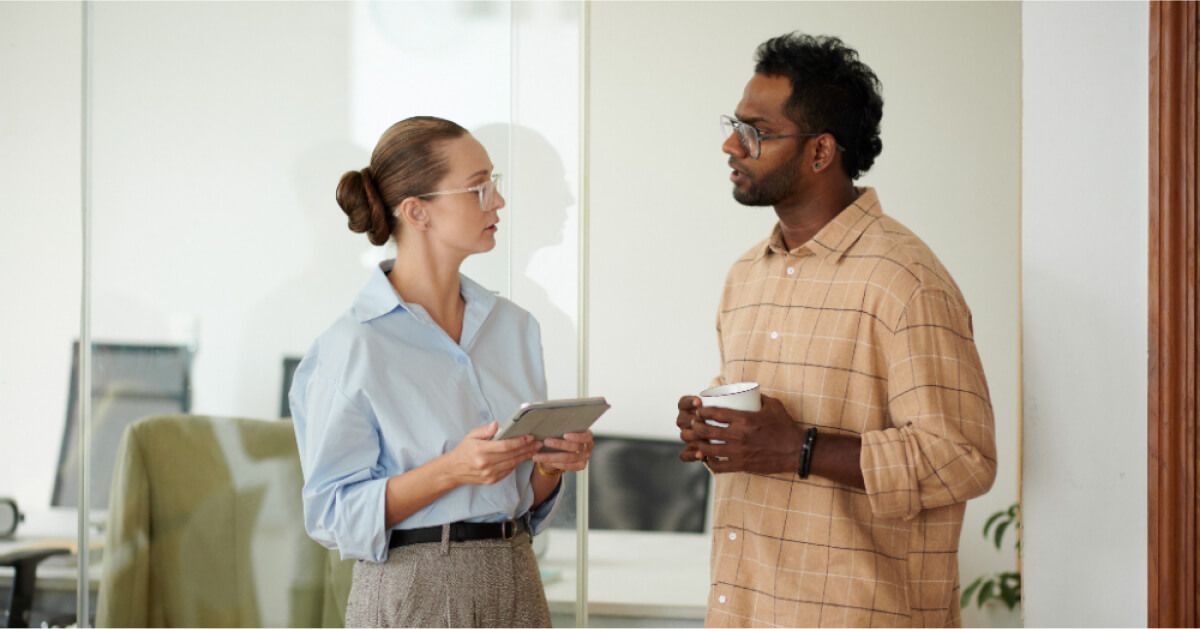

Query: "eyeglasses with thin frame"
<box><xmin>720</xmin><ymin>115</ymin><xmax>845</xmax><ymax>160</ymax></box>
<box><xmin>415</xmin><ymin>173</ymin><xmax>502</xmax><ymax>211</ymax></box>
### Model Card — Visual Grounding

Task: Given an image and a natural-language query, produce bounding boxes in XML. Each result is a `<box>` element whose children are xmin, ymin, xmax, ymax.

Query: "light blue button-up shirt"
<box><xmin>290</xmin><ymin>260</ymin><xmax>559</xmax><ymax>562</ymax></box>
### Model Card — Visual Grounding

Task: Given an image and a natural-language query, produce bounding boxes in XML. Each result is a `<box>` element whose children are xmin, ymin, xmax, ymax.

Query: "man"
<box><xmin>676</xmin><ymin>33</ymin><xmax>996</xmax><ymax>628</ymax></box>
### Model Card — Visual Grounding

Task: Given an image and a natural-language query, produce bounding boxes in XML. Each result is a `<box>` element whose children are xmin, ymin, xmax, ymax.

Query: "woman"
<box><xmin>290</xmin><ymin>116</ymin><xmax>592</xmax><ymax>628</ymax></box>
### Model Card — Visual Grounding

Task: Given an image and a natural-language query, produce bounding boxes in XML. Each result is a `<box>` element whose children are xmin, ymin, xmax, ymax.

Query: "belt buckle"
<box><xmin>501</xmin><ymin>520</ymin><xmax>516</xmax><ymax>540</ymax></box>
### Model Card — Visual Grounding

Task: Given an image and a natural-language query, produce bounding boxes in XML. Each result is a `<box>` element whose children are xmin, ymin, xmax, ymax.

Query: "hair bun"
<box><xmin>336</xmin><ymin>167</ymin><xmax>393</xmax><ymax>246</ymax></box>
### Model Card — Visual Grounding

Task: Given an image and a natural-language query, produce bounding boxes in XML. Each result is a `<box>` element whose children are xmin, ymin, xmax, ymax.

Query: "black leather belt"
<box><xmin>388</xmin><ymin>517</ymin><xmax>528</xmax><ymax>549</ymax></box>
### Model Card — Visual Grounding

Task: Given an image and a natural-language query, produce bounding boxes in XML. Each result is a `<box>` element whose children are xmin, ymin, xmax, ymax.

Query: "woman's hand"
<box><xmin>532</xmin><ymin>430</ymin><xmax>594</xmax><ymax>473</ymax></box>
<box><xmin>447</xmin><ymin>422</ymin><xmax>543</xmax><ymax>486</ymax></box>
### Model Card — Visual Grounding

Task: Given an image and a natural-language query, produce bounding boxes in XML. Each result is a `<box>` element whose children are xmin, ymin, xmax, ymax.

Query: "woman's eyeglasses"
<box><xmin>415</xmin><ymin>173</ymin><xmax>502</xmax><ymax>210</ymax></box>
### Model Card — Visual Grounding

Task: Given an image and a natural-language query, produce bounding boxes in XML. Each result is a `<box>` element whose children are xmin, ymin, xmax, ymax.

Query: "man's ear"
<box><xmin>812</xmin><ymin>134</ymin><xmax>839</xmax><ymax>173</ymax></box>
<box><xmin>394</xmin><ymin>197</ymin><xmax>431</xmax><ymax>231</ymax></box>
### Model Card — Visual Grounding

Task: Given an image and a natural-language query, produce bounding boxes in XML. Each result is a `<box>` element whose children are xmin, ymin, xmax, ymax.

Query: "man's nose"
<box><xmin>722</xmin><ymin>131</ymin><xmax>745</xmax><ymax>158</ymax></box>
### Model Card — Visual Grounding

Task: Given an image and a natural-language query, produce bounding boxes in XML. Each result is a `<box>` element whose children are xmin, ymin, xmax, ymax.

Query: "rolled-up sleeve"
<box><xmin>292</xmin><ymin>370</ymin><xmax>391</xmax><ymax>562</ymax></box>
<box><xmin>528</xmin><ymin>478</ymin><xmax>562</xmax><ymax>534</ymax></box>
<box><xmin>860</xmin><ymin>287</ymin><xmax>997</xmax><ymax>521</ymax></box>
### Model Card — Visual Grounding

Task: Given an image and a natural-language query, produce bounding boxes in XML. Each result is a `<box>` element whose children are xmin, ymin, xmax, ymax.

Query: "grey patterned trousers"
<box><xmin>345</xmin><ymin>528</ymin><xmax>551</xmax><ymax>628</ymax></box>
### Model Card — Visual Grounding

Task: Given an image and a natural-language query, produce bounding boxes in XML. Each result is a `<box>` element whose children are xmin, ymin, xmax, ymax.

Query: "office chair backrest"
<box><xmin>550</xmin><ymin>435</ymin><xmax>711</xmax><ymax>533</ymax></box>
<box><xmin>53</xmin><ymin>342</ymin><xmax>192</xmax><ymax>511</ymax></box>
<box><xmin>96</xmin><ymin>414</ymin><xmax>352</xmax><ymax>628</ymax></box>
<box><xmin>279</xmin><ymin>356</ymin><xmax>302</xmax><ymax>418</ymax></box>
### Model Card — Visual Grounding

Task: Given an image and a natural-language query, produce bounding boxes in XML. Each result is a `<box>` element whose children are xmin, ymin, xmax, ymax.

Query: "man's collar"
<box><xmin>756</xmin><ymin>187</ymin><xmax>882</xmax><ymax>261</ymax></box>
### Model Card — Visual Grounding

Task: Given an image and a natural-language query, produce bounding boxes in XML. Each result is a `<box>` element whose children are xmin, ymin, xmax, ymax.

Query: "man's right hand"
<box><xmin>676</xmin><ymin>395</ymin><xmax>705</xmax><ymax>463</ymax></box>
<box><xmin>447</xmin><ymin>422</ymin><xmax>544</xmax><ymax>486</ymax></box>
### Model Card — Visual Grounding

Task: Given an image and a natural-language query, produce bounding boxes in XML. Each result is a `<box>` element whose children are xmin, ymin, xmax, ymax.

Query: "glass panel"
<box><xmin>504</xmin><ymin>3</ymin><xmax>586</xmax><ymax>625</ymax></box>
<box><xmin>86</xmin><ymin>1</ymin><xmax>583</xmax><ymax>626</ymax></box>
<box><xmin>0</xmin><ymin>3</ymin><xmax>87</xmax><ymax>626</ymax></box>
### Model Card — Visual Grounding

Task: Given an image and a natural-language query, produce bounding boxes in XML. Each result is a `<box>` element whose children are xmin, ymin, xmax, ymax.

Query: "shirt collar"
<box><xmin>351</xmin><ymin>260</ymin><xmax>498</xmax><ymax>330</ymax></box>
<box><xmin>352</xmin><ymin>261</ymin><xmax>405</xmax><ymax>323</ymax></box>
<box><xmin>757</xmin><ymin>187</ymin><xmax>883</xmax><ymax>261</ymax></box>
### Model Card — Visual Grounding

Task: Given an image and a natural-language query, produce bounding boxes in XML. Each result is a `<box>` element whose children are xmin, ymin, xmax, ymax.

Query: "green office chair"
<box><xmin>95</xmin><ymin>414</ymin><xmax>352</xmax><ymax>628</ymax></box>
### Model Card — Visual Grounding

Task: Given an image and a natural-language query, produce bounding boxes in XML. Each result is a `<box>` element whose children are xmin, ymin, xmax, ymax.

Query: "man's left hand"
<box><xmin>691</xmin><ymin>394</ymin><xmax>805</xmax><ymax>474</ymax></box>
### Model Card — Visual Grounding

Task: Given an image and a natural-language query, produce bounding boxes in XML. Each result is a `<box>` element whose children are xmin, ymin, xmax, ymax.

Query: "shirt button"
<box><xmin>718</xmin><ymin>595</ymin><xmax>727</xmax><ymax>604</ymax></box>
<box><xmin>479</xmin><ymin>411</ymin><xmax>489</xmax><ymax>421</ymax></box>
<box><xmin>728</xmin><ymin>532</ymin><xmax>737</xmax><ymax>540</ymax></box>
<box><xmin>456</xmin><ymin>356</ymin><xmax>468</xmax><ymax>365</ymax></box>
<box><xmin>770</xmin><ymin>331</ymin><xmax>779</xmax><ymax>340</ymax></box>
<box><xmin>786</xmin><ymin>266</ymin><xmax>795</xmax><ymax>276</ymax></box>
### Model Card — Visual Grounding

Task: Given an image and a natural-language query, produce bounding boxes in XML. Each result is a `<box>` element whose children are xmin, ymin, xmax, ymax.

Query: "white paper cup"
<box><xmin>699</xmin><ymin>382</ymin><xmax>762</xmax><ymax>412</ymax></box>
<box><xmin>698</xmin><ymin>382</ymin><xmax>761</xmax><ymax>446</ymax></box>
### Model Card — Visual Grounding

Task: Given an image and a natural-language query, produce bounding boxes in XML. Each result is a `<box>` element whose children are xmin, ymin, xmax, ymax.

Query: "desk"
<box><xmin>541</xmin><ymin>529</ymin><xmax>710</xmax><ymax>623</ymax></box>
<box><xmin>0</xmin><ymin>511</ymin><xmax>101</xmax><ymax>627</ymax></box>
<box><xmin>0</xmin><ymin>542</ymin><xmax>101</xmax><ymax>592</ymax></box>
<box><xmin>0</xmin><ymin>509</ymin><xmax>102</xmax><ymax>590</ymax></box>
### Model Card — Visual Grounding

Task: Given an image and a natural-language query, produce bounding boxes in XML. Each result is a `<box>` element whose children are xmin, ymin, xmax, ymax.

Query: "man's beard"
<box><xmin>732</xmin><ymin>152</ymin><xmax>804</xmax><ymax>206</ymax></box>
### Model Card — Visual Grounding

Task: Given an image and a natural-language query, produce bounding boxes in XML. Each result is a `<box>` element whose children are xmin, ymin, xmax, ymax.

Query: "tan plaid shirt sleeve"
<box><xmin>860</xmin><ymin>285</ymin><xmax>997</xmax><ymax>521</ymax></box>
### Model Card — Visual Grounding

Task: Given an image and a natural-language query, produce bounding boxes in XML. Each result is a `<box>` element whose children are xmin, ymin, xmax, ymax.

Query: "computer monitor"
<box><xmin>280</xmin><ymin>356</ymin><xmax>302</xmax><ymax>418</ymax></box>
<box><xmin>549</xmin><ymin>435</ymin><xmax>711</xmax><ymax>533</ymax></box>
<box><xmin>52</xmin><ymin>341</ymin><xmax>193</xmax><ymax>510</ymax></box>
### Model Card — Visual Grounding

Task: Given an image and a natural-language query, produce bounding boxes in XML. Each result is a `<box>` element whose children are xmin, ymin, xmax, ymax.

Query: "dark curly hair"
<box><xmin>754</xmin><ymin>33</ymin><xmax>883</xmax><ymax>180</ymax></box>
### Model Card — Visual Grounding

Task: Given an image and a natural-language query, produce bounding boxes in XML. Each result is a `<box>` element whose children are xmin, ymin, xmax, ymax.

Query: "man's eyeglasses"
<box><xmin>720</xmin><ymin>115</ymin><xmax>844</xmax><ymax>160</ymax></box>
<box><xmin>415</xmin><ymin>173</ymin><xmax>502</xmax><ymax>210</ymax></box>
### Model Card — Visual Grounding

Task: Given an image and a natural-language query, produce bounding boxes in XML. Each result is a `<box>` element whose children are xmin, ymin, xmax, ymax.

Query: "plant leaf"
<box><xmin>983</xmin><ymin>510</ymin><xmax>1006</xmax><ymax>537</ymax></box>
<box><xmin>977</xmin><ymin>580</ymin><xmax>996</xmax><ymax>607</ymax></box>
<box><xmin>961</xmin><ymin>577</ymin><xmax>984</xmax><ymax>608</ymax></box>
<box><xmin>999</xmin><ymin>572</ymin><xmax>1022</xmax><ymax>609</ymax></box>
<box><xmin>999</xmin><ymin>583</ymin><xmax>1019</xmax><ymax>610</ymax></box>
<box><xmin>994</xmin><ymin>520</ymin><xmax>1011</xmax><ymax>549</ymax></box>
<box><xmin>997</xmin><ymin>572</ymin><xmax>1018</xmax><ymax>609</ymax></box>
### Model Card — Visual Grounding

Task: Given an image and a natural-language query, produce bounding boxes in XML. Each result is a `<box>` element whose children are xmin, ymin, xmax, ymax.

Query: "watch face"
<box><xmin>0</xmin><ymin>498</ymin><xmax>20</xmax><ymax>539</ymax></box>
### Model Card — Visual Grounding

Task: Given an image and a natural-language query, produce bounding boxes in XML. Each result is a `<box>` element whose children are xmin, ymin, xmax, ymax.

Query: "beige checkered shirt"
<box><xmin>705</xmin><ymin>188</ymin><xmax>997</xmax><ymax>628</ymax></box>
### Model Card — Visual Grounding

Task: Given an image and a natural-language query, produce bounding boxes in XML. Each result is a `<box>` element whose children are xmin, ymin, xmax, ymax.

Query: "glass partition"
<box><xmin>85</xmin><ymin>1</ymin><xmax>584</xmax><ymax>626</ymax></box>
<box><xmin>0</xmin><ymin>3</ymin><xmax>86</xmax><ymax>626</ymax></box>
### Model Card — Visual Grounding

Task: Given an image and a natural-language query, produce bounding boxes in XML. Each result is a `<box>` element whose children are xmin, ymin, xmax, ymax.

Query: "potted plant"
<box><xmin>961</xmin><ymin>502</ymin><xmax>1021</xmax><ymax>611</ymax></box>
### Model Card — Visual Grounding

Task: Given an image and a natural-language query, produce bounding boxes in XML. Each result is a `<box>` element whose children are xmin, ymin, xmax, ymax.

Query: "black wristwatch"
<box><xmin>797</xmin><ymin>427</ymin><xmax>818</xmax><ymax>479</ymax></box>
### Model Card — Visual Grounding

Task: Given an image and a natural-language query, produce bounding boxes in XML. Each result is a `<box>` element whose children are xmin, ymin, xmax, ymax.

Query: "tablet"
<box><xmin>493</xmin><ymin>397</ymin><xmax>610</xmax><ymax>442</ymax></box>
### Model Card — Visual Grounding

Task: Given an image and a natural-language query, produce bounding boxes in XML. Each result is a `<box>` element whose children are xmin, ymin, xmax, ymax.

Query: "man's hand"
<box><xmin>688</xmin><ymin>394</ymin><xmax>806</xmax><ymax>474</ymax></box>
<box><xmin>676</xmin><ymin>395</ymin><xmax>705</xmax><ymax>462</ymax></box>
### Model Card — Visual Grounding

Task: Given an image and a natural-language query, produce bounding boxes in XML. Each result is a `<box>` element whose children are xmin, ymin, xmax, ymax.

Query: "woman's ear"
<box><xmin>394</xmin><ymin>197</ymin><xmax>431</xmax><ymax>232</ymax></box>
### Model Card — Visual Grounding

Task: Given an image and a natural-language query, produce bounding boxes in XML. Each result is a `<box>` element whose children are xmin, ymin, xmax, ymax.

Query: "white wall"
<box><xmin>586</xmin><ymin>3</ymin><xmax>1021</xmax><ymax>626</ymax></box>
<box><xmin>1021</xmin><ymin>2</ymin><xmax>1148</xmax><ymax>626</ymax></box>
